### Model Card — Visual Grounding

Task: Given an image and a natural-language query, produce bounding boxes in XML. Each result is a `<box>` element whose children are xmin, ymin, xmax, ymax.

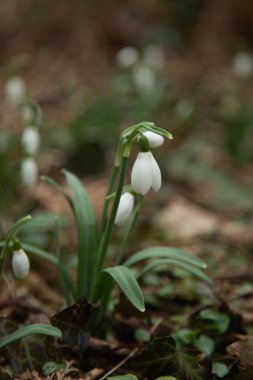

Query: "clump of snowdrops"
<box><xmin>0</xmin><ymin>121</ymin><xmax>210</xmax><ymax>346</ymax></box>
<box><xmin>5</xmin><ymin>75</ymin><xmax>41</xmax><ymax>187</ymax></box>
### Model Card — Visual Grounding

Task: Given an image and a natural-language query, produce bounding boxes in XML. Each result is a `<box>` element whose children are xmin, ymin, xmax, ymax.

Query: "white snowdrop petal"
<box><xmin>5</xmin><ymin>77</ymin><xmax>26</xmax><ymax>105</ymax></box>
<box><xmin>21</xmin><ymin>158</ymin><xmax>38</xmax><ymax>187</ymax></box>
<box><xmin>143</xmin><ymin>131</ymin><xmax>164</xmax><ymax>148</ymax></box>
<box><xmin>12</xmin><ymin>249</ymin><xmax>30</xmax><ymax>279</ymax></box>
<box><xmin>115</xmin><ymin>192</ymin><xmax>135</xmax><ymax>226</ymax></box>
<box><xmin>150</xmin><ymin>153</ymin><xmax>162</xmax><ymax>192</ymax></box>
<box><xmin>131</xmin><ymin>152</ymin><xmax>153</xmax><ymax>195</ymax></box>
<box><xmin>132</xmin><ymin>65</ymin><xmax>155</xmax><ymax>93</ymax></box>
<box><xmin>21</xmin><ymin>127</ymin><xmax>41</xmax><ymax>155</ymax></box>
<box><xmin>232</xmin><ymin>52</ymin><xmax>253</xmax><ymax>79</ymax></box>
<box><xmin>116</xmin><ymin>47</ymin><xmax>139</xmax><ymax>68</ymax></box>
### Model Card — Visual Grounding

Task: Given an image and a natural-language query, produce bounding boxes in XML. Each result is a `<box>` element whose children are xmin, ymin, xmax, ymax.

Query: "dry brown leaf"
<box><xmin>156</xmin><ymin>196</ymin><xmax>219</xmax><ymax>239</ymax></box>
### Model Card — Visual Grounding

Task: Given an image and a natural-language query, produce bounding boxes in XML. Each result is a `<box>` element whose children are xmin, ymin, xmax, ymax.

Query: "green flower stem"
<box><xmin>98</xmin><ymin>137</ymin><xmax>125</xmax><ymax>240</ymax></box>
<box><xmin>99</xmin><ymin>195</ymin><xmax>144</xmax><ymax>313</ymax></box>
<box><xmin>98</xmin><ymin>164</ymin><xmax>119</xmax><ymax>239</ymax></box>
<box><xmin>117</xmin><ymin>194</ymin><xmax>144</xmax><ymax>265</ymax></box>
<box><xmin>90</xmin><ymin>156</ymin><xmax>128</xmax><ymax>302</ymax></box>
<box><xmin>0</xmin><ymin>215</ymin><xmax>32</xmax><ymax>272</ymax></box>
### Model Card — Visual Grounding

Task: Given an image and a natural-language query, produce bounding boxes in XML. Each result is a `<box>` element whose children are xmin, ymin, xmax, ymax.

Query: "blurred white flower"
<box><xmin>232</xmin><ymin>52</ymin><xmax>253</xmax><ymax>79</ymax></box>
<box><xmin>21</xmin><ymin>158</ymin><xmax>38</xmax><ymax>187</ymax></box>
<box><xmin>142</xmin><ymin>131</ymin><xmax>164</xmax><ymax>148</ymax></box>
<box><xmin>21</xmin><ymin>127</ymin><xmax>41</xmax><ymax>155</ymax></box>
<box><xmin>131</xmin><ymin>151</ymin><xmax>161</xmax><ymax>195</ymax></box>
<box><xmin>143</xmin><ymin>45</ymin><xmax>166</xmax><ymax>71</ymax></box>
<box><xmin>132</xmin><ymin>64</ymin><xmax>155</xmax><ymax>94</ymax></box>
<box><xmin>5</xmin><ymin>76</ymin><xmax>26</xmax><ymax>105</ymax></box>
<box><xmin>116</xmin><ymin>47</ymin><xmax>139</xmax><ymax>68</ymax></box>
<box><xmin>115</xmin><ymin>192</ymin><xmax>135</xmax><ymax>225</ymax></box>
<box><xmin>175</xmin><ymin>99</ymin><xmax>194</xmax><ymax>120</ymax></box>
<box><xmin>12</xmin><ymin>249</ymin><xmax>30</xmax><ymax>279</ymax></box>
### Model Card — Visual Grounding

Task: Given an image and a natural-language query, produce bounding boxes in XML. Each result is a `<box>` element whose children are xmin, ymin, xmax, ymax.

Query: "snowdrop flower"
<box><xmin>175</xmin><ymin>99</ymin><xmax>194</xmax><ymax>120</ymax></box>
<box><xmin>142</xmin><ymin>131</ymin><xmax>165</xmax><ymax>148</ymax></box>
<box><xmin>12</xmin><ymin>248</ymin><xmax>30</xmax><ymax>279</ymax></box>
<box><xmin>5</xmin><ymin>76</ymin><xmax>26</xmax><ymax>105</ymax></box>
<box><xmin>132</xmin><ymin>64</ymin><xmax>155</xmax><ymax>94</ymax></box>
<box><xmin>115</xmin><ymin>192</ymin><xmax>135</xmax><ymax>225</ymax></box>
<box><xmin>21</xmin><ymin>127</ymin><xmax>41</xmax><ymax>155</ymax></box>
<box><xmin>21</xmin><ymin>157</ymin><xmax>38</xmax><ymax>187</ymax></box>
<box><xmin>131</xmin><ymin>151</ymin><xmax>161</xmax><ymax>195</ymax></box>
<box><xmin>232</xmin><ymin>52</ymin><xmax>253</xmax><ymax>79</ymax></box>
<box><xmin>116</xmin><ymin>47</ymin><xmax>139</xmax><ymax>68</ymax></box>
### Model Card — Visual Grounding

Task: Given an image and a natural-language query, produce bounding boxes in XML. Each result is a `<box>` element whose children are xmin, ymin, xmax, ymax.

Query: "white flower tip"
<box><xmin>142</xmin><ymin>131</ymin><xmax>164</xmax><ymax>148</ymax></box>
<box><xmin>115</xmin><ymin>192</ymin><xmax>135</xmax><ymax>225</ymax></box>
<box><xmin>21</xmin><ymin>127</ymin><xmax>41</xmax><ymax>155</ymax></box>
<box><xmin>12</xmin><ymin>249</ymin><xmax>30</xmax><ymax>279</ymax></box>
<box><xmin>21</xmin><ymin>158</ymin><xmax>38</xmax><ymax>187</ymax></box>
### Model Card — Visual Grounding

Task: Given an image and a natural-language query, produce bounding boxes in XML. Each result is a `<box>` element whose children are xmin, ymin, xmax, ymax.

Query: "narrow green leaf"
<box><xmin>139</xmin><ymin>259</ymin><xmax>212</xmax><ymax>286</ymax></box>
<box><xmin>103</xmin><ymin>266</ymin><xmax>145</xmax><ymax>312</ymax></box>
<box><xmin>0</xmin><ymin>324</ymin><xmax>62</xmax><ymax>349</ymax></box>
<box><xmin>21</xmin><ymin>242</ymin><xmax>59</xmax><ymax>265</ymax></box>
<box><xmin>63</xmin><ymin>170</ymin><xmax>97</xmax><ymax>298</ymax></box>
<box><xmin>41</xmin><ymin>176</ymin><xmax>73</xmax><ymax>206</ymax></box>
<box><xmin>5</xmin><ymin>215</ymin><xmax>32</xmax><ymax>240</ymax></box>
<box><xmin>124</xmin><ymin>247</ymin><xmax>207</xmax><ymax>269</ymax></box>
<box><xmin>23</xmin><ymin>243</ymin><xmax>76</xmax><ymax>299</ymax></box>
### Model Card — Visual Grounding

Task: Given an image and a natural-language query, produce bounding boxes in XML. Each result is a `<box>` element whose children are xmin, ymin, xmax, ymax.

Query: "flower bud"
<box><xmin>21</xmin><ymin>127</ymin><xmax>41</xmax><ymax>155</ymax></box>
<box><xmin>142</xmin><ymin>131</ymin><xmax>164</xmax><ymax>148</ymax></box>
<box><xmin>115</xmin><ymin>192</ymin><xmax>135</xmax><ymax>226</ymax></box>
<box><xmin>131</xmin><ymin>151</ymin><xmax>161</xmax><ymax>195</ymax></box>
<box><xmin>12</xmin><ymin>249</ymin><xmax>30</xmax><ymax>279</ymax></box>
<box><xmin>21</xmin><ymin>158</ymin><xmax>38</xmax><ymax>187</ymax></box>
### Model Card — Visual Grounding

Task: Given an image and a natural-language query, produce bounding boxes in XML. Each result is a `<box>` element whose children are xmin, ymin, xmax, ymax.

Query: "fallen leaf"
<box><xmin>50</xmin><ymin>296</ymin><xmax>92</xmax><ymax>353</ymax></box>
<box><xmin>156</xmin><ymin>197</ymin><xmax>219</xmax><ymax>239</ymax></box>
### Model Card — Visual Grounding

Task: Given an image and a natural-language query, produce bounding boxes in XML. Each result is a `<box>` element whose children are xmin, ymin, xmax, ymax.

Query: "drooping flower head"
<box><xmin>115</xmin><ymin>192</ymin><xmax>135</xmax><ymax>226</ymax></box>
<box><xmin>131</xmin><ymin>134</ymin><xmax>161</xmax><ymax>195</ymax></box>
<box><xmin>5</xmin><ymin>76</ymin><xmax>26</xmax><ymax>106</ymax></box>
<box><xmin>21</xmin><ymin>126</ymin><xmax>41</xmax><ymax>155</ymax></box>
<box><xmin>12</xmin><ymin>243</ymin><xmax>30</xmax><ymax>279</ymax></box>
<box><xmin>21</xmin><ymin>157</ymin><xmax>38</xmax><ymax>187</ymax></box>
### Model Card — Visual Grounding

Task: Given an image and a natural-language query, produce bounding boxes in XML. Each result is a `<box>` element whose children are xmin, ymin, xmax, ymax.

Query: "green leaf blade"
<box><xmin>103</xmin><ymin>265</ymin><xmax>145</xmax><ymax>312</ymax></box>
<box><xmin>0</xmin><ymin>324</ymin><xmax>62</xmax><ymax>349</ymax></box>
<box><xmin>124</xmin><ymin>247</ymin><xmax>207</xmax><ymax>269</ymax></box>
<box><xmin>139</xmin><ymin>258</ymin><xmax>212</xmax><ymax>286</ymax></box>
<box><xmin>63</xmin><ymin>170</ymin><xmax>97</xmax><ymax>298</ymax></box>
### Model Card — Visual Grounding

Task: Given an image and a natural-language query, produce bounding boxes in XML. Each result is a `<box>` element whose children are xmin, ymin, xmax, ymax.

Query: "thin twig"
<box><xmin>98</xmin><ymin>318</ymin><xmax>162</xmax><ymax>380</ymax></box>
